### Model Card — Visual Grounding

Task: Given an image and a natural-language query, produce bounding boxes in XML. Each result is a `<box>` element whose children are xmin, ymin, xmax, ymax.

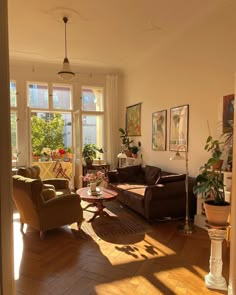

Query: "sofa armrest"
<box><xmin>107</xmin><ymin>170</ymin><xmax>119</xmax><ymax>183</ymax></box>
<box><xmin>41</xmin><ymin>193</ymin><xmax>81</xmax><ymax>207</ymax></box>
<box><xmin>43</xmin><ymin>178</ymin><xmax>69</xmax><ymax>189</ymax></box>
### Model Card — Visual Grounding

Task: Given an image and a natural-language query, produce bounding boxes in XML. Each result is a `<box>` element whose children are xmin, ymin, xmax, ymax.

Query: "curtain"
<box><xmin>105</xmin><ymin>74</ymin><xmax>119</xmax><ymax>169</ymax></box>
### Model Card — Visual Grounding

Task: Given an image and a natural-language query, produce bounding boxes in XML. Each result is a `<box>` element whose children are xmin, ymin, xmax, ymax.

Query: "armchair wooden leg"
<box><xmin>20</xmin><ymin>223</ymin><xmax>24</xmax><ymax>233</ymax></box>
<box><xmin>77</xmin><ymin>220</ymin><xmax>83</xmax><ymax>230</ymax></box>
<box><xmin>40</xmin><ymin>231</ymin><xmax>45</xmax><ymax>240</ymax></box>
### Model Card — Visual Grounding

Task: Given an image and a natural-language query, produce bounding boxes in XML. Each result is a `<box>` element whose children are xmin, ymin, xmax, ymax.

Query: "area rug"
<box><xmin>73</xmin><ymin>200</ymin><xmax>152</xmax><ymax>242</ymax></box>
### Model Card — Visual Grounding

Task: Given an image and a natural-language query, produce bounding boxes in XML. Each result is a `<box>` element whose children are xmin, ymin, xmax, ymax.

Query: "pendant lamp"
<box><xmin>58</xmin><ymin>17</ymin><xmax>75</xmax><ymax>81</ymax></box>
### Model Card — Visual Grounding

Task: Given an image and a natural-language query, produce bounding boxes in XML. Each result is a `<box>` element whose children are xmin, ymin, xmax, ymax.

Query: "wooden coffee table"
<box><xmin>77</xmin><ymin>187</ymin><xmax>118</xmax><ymax>222</ymax></box>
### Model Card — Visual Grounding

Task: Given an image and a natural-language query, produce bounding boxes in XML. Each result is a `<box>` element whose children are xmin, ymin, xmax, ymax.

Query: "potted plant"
<box><xmin>204</xmin><ymin>135</ymin><xmax>224</xmax><ymax>170</ymax></box>
<box><xmin>193</xmin><ymin>136</ymin><xmax>230</xmax><ymax>226</ymax></box>
<box><xmin>118</xmin><ymin>128</ymin><xmax>133</xmax><ymax>157</ymax></box>
<box><xmin>82</xmin><ymin>144</ymin><xmax>104</xmax><ymax>166</ymax></box>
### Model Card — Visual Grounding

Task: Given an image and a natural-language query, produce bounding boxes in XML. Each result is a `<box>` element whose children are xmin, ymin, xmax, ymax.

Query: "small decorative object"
<box><xmin>41</xmin><ymin>147</ymin><xmax>52</xmax><ymax>161</ymax></box>
<box><xmin>152</xmin><ymin>110</ymin><xmax>167</xmax><ymax>151</ymax></box>
<box><xmin>126</xmin><ymin>103</ymin><xmax>142</xmax><ymax>136</ymax></box>
<box><xmin>58</xmin><ymin>148</ymin><xmax>66</xmax><ymax>159</ymax></box>
<box><xmin>169</xmin><ymin>105</ymin><xmax>189</xmax><ymax>151</ymax></box>
<box><xmin>83</xmin><ymin>171</ymin><xmax>107</xmax><ymax>195</ymax></box>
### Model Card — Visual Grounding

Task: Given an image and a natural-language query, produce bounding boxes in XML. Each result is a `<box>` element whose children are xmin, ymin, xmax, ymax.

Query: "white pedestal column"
<box><xmin>205</xmin><ymin>229</ymin><xmax>227</xmax><ymax>291</ymax></box>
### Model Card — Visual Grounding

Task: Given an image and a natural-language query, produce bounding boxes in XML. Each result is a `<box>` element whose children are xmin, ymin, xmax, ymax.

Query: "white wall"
<box><xmin>120</xmin><ymin>2</ymin><xmax>236</xmax><ymax>177</ymax></box>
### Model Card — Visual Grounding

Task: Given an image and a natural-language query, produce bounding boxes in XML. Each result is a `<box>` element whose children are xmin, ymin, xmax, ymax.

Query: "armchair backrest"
<box><xmin>17</xmin><ymin>166</ymin><xmax>41</xmax><ymax>180</ymax></box>
<box><xmin>12</xmin><ymin>175</ymin><xmax>44</xmax><ymax>229</ymax></box>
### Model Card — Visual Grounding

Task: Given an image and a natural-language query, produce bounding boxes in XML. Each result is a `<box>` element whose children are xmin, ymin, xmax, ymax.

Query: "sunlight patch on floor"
<box><xmin>13</xmin><ymin>213</ymin><xmax>25</xmax><ymax>280</ymax></box>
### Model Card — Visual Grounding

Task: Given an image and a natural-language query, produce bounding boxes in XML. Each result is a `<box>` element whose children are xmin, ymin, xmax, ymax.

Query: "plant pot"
<box><xmin>90</xmin><ymin>182</ymin><xmax>97</xmax><ymax>193</ymax></box>
<box><xmin>85</xmin><ymin>158</ymin><xmax>93</xmax><ymax>166</ymax></box>
<box><xmin>125</xmin><ymin>150</ymin><xmax>132</xmax><ymax>157</ymax></box>
<box><xmin>132</xmin><ymin>153</ymin><xmax>138</xmax><ymax>158</ymax></box>
<box><xmin>204</xmin><ymin>200</ymin><xmax>230</xmax><ymax>227</ymax></box>
<box><xmin>211</xmin><ymin>159</ymin><xmax>223</xmax><ymax>170</ymax></box>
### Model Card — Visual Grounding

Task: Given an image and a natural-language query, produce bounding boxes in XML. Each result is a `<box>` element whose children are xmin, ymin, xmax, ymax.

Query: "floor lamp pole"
<box><xmin>178</xmin><ymin>148</ymin><xmax>194</xmax><ymax>234</ymax></box>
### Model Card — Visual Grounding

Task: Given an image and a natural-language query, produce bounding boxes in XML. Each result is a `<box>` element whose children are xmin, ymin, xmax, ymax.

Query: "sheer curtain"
<box><xmin>105</xmin><ymin>74</ymin><xmax>119</xmax><ymax>169</ymax></box>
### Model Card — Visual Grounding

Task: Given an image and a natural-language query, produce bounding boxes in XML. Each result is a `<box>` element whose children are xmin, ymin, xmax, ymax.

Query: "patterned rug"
<box><xmin>72</xmin><ymin>200</ymin><xmax>152</xmax><ymax>242</ymax></box>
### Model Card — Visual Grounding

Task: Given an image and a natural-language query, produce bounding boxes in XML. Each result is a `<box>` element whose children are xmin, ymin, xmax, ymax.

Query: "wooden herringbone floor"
<box><xmin>13</xmin><ymin>206</ymin><xmax>230</xmax><ymax>295</ymax></box>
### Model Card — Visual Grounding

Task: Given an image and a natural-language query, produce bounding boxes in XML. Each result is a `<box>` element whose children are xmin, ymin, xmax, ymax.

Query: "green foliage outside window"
<box><xmin>31</xmin><ymin>113</ymin><xmax>65</xmax><ymax>154</ymax></box>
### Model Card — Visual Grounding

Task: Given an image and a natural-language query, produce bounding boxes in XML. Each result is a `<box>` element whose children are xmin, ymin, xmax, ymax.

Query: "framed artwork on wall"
<box><xmin>223</xmin><ymin>94</ymin><xmax>234</xmax><ymax>133</ymax></box>
<box><xmin>126</xmin><ymin>103</ymin><xmax>141</xmax><ymax>136</ymax></box>
<box><xmin>152</xmin><ymin>110</ymin><xmax>167</xmax><ymax>151</ymax></box>
<box><xmin>169</xmin><ymin>104</ymin><xmax>189</xmax><ymax>151</ymax></box>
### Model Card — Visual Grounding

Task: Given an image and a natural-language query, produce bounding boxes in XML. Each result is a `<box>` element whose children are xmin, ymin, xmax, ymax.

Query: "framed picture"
<box><xmin>169</xmin><ymin>104</ymin><xmax>189</xmax><ymax>151</ymax></box>
<box><xmin>152</xmin><ymin>110</ymin><xmax>167</xmax><ymax>151</ymax></box>
<box><xmin>223</xmin><ymin>94</ymin><xmax>234</xmax><ymax>133</ymax></box>
<box><xmin>126</xmin><ymin>103</ymin><xmax>141</xmax><ymax>136</ymax></box>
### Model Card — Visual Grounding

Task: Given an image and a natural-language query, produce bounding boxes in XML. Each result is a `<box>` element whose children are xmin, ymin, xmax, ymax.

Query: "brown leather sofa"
<box><xmin>12</xmin><ymin>174</ymin><xmax>83</xmax><ymax>239</ymax></box>
<box><xmin>108</xmin><ymin>165</ymin><xmax>196</xmax><ymax>222</ymax></box>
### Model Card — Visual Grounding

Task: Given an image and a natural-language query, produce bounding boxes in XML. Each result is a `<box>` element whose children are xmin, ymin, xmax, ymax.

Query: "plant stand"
<box><xmin>205</xmin><ymin>228</ymin><xmax>228</xmax><ymax>291</ymax></box>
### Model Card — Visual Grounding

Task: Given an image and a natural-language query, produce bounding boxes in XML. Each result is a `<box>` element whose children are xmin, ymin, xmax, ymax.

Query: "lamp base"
<box><xmin>178</xmin><ymin>222</ymin><xmax>194</xmax><ymax>234</ymax></box>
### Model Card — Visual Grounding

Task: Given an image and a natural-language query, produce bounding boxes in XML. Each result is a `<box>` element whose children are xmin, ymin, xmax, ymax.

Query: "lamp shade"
<box><xmin>170</xmin><ymin>151</ymin><xmax>185</xmax><ymax>161</ymax></box>
<box><xmin>58</xmin><ymin>58</ymin><xmax>75</xmax><ymax>81</ymax></box>
<box><xmin>117</xmin><ymin>152</ymin><xmax>127</xmax><ymax>159</ymax></box>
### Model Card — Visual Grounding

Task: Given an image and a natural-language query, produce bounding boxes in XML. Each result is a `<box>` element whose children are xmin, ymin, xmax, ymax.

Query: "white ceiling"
<box><xmin>8</xmin><ymin>0</ymin><xmax>229</xmax><ymax>72</ymax></box>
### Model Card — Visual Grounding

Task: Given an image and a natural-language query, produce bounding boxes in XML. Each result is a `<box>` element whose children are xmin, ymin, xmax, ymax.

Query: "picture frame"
<box><xmin>223</xmin><ymin>94</ymin><xmax>234</xmax><ymax>134</ymax></box>
<box><xmin>126</xmin><ymin>103</ymin><xmax>141</xmax><ymax>136</ymax></box>
<box><xmin>152</xmin><ymin>110</ymin><xmax>167</xmax><ymax>151</ymax></box>
<box><xmin>169</xmin><ymin>104</ymin><xmax>189</xmax><ymax>151</ymax></box>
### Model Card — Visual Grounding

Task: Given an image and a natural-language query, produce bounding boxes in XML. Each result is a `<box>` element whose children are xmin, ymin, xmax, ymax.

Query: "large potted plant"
<box><xmin>193</xmin><ymin>136</ymin><xmax>230</xmax><ymax>226</ymax></box>
<box><xmin>82</xmin><ymin>144</ymin><xmax>103</xmax><ymax>166</ymax></box>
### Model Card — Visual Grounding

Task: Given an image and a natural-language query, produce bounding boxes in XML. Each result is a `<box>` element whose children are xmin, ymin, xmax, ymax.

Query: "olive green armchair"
<box><xmin>12</xmin><ymin>175</ymin><xmax>83</xmax><ymax>240</ymax></box>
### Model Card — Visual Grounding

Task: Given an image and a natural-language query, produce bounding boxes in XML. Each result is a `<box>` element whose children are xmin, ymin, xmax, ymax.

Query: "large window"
<box><xmin>10</xmin><ymin>81</ymin><xmax>18</xmax><ymax>163</ymax></box>
<box><xmin>82</xmin><ymin>87</ymin><xmax>104</xmax><ymax>157</ymax></box>
<box><xmin>28</xmin><ymin>82</ymin><xmax>73</xmax><ymax>161</ymax></box>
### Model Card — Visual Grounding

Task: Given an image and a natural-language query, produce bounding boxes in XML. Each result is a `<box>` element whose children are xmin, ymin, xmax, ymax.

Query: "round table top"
<box><xmin>76</xmin><ymin>186</ymin><xmax>118</xmax><ymax>201</ymax></box>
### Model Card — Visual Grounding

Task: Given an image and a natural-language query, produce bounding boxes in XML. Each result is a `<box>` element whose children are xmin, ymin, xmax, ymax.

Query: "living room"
<box><xmin>1</xmin><ymin>0</ymin><xmax>236</xmax><ymax>294</ymax></box>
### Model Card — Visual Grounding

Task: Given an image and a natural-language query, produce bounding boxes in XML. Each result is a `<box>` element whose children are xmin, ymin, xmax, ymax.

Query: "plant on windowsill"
<box><xmin>193</xmin><ymin>136</ymin><xmax>230</xmax><ymax>227</ymax></box>
<box><xmin>118</xmin><ymin>128</ymin><xmax>133</xmax><ymax>157</ymax></box>
<box><xmin>82</xmin><ymin>144</ymin><xmax>104</xmax><ymax>166</ymax></box>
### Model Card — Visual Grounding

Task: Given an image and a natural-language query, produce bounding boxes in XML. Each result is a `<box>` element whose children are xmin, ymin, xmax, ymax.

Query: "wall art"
<box><xmin>152</xmin><ymin>110</ymin><xmax>167</xmax><ymax>151</ymax></box>
<box><xmin>169</xmin><ymin>104</ymin><xmax>189</xmax><ymax>151</ymax></box>
<box><xmin>126</xmin><ymin>103</ymin><xmax>141</xmax><ymax>136</ymax></box>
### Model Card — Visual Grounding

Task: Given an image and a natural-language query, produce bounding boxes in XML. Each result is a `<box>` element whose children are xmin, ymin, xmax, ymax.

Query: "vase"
<box><xmin>90</xmin><ymin>182</ymin><xmax>97</xmax><ymax>193</ymax></box>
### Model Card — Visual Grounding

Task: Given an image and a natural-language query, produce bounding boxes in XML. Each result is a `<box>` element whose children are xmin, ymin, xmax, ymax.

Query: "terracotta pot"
<box><xmin>125</xmin><ymin>150</ymin><xmax>132</xmax><ymax>157</ymax></box>
<box><xmin>132</xmin><ymin>153</ymin><xmax>138</xmax><ymax>158</ymax></box>
<box><xmin>211</xmin><ymin>160</ymin><xmax>224</xmax><ymax>170</ymax></box>
<box><xmin>204</xmin><ymin>200</ymin><xmax>230</xmax><ymax>227</ymax></box>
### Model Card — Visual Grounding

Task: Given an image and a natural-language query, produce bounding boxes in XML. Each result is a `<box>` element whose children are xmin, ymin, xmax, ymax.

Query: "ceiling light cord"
<box><xmin>58</xmin><ymin>16</ymin><xmax>75</xmax><ymax>81</ymax></box>
<box><xmin>63</xmin><ymin>17</ymin><xmax>68</xmax><ymax>59</ymax></box>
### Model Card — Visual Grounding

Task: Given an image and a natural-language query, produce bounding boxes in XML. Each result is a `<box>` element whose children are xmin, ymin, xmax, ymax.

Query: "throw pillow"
<box><xmin>41</xmin><ymin>188</ymin><xmax>57</xmax><ymax>202</ymax></box>
<box><xmin>145</xmin><ymin>165</ymin><xmax>162</xmax><ymax>185</ymax></box>
<box><xmin>117</xmin><ymin>165</ymin><xmax>143</xmax><ymax>183</ymax></box>
<box><xmin>159</xmin><ymin>174</ymin><xmax>186</xmax><ymax>184</ymax></box>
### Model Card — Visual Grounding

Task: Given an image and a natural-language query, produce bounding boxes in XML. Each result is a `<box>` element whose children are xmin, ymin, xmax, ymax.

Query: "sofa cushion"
<box><xmin>41</xmin><ymin>188</ymin><xmax>57</xmax><ymax>202</ymax></box>
<box><xmin>117</xmin><ymin>165</ymin><xmax>144</xmax><ymax>183</ymax></box>
<box><xmin>145</xmin><ymin>165</ymin><xmax>161</xmax><ymax>185</ymax></box>
<box><xmin>159</xmin><ymin>174</ymin><xmax>186</xmax><ymax>184</ymax></box>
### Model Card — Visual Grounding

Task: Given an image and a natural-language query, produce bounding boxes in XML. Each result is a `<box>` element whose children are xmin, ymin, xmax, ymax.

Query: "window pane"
<box><xmin>10</xmin><ymin>81</ymin><xmax>17</xmax><ymax>107</ymax></box>
<box><xmin>82</xmin><ymin>87</ymin><xmax>104</xmax><ymax>111</ymax></box>
<box><xmin>53</xmin><ymin>84</ymin><xmax>72</xmax><ymax>110</ymax></box>
<box><xmin>28</xmin><ymin>83</ymin><xmax>48</xmax><ymax>108</ymax></box>
<box><xmin>31</xmin><ymin>112</ymin><xmax>72</xmax><ymax>159</ymax></box>
<box><xmin>82</xmin><ymin>115</ymin><xmax>104</xmax><ymax>158</ymax></box>
<box><xmin>11</xmin><ymin>112</ymin><xmax>18</xmax><ymax>161</ymax></box>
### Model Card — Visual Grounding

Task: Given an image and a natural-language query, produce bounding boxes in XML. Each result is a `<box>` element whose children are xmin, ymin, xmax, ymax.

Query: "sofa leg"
<box><xmin>40</xmin><ymin>231</ymin><xmax>45</xmax><ymax>240</ymax></box>
<box><xmin>20</xmin><ymin>223</ymin><xmax>24</xmax><ymax>233</ymax></box>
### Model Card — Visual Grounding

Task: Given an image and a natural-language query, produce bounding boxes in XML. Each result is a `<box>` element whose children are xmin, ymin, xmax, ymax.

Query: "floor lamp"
<box><xmin>170</xmin><ymin>146</ymin><xmax>194</xmax><ymax>234</ymax></box>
